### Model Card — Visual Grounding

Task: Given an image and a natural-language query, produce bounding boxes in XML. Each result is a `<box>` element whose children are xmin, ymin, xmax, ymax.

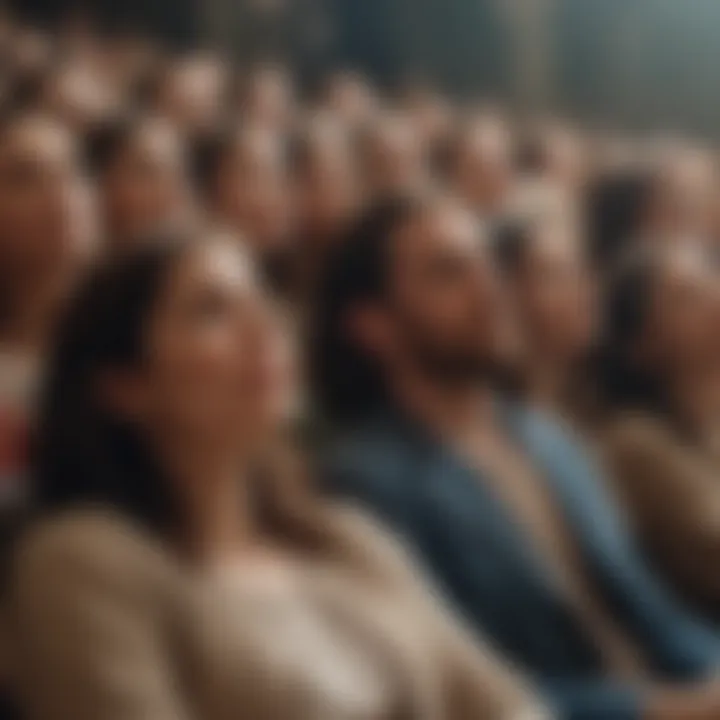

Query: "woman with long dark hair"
<box><xmin>602</xmin><ymin>241</ymin><xmax>720</xmax><ymax>618</ymax></box>
<box><xmin>9</xmin><ymin>234</ymin><xmax>547</xmax><ymax>720</ymax></box>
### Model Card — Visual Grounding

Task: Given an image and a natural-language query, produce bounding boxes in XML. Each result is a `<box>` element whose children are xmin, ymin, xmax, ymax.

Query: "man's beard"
<box><xmin>400</xmin><ymin>328</ymin><xmax>502</xmax><ymax>389</ymax></box>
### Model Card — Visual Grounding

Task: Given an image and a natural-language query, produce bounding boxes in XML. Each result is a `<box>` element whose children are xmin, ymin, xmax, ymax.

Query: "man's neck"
<box><xmin>157</xmin><ymin>436</ymin><xmax>257</xmax><ymax>564</ymax></box>
<box><xmin>391</xmin><ymin>369</ymin><xmax>496</xmax><ymax>441</ymax></box>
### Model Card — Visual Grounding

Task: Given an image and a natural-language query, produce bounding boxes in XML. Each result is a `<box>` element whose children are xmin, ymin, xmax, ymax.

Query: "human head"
<box><xmin>496</xmin><ymin>219</ymin><xmax>597</xmax><ymax>365</ymax></box>
<box><xmin>0</xmin><ymin>111</ymin><xmax>95</xmax><ymax>294</ymax></box>
<box><xmin>323</xmin><ymin>71</ymin><xmax>376</xmax><ymax>127</ymax></box>
<box><xmin>599</xmin><ymin>241</ymin><xmax>720</xmax><ymax>417</ymax></box>
<box><xmin>33</xmin><ymin>236</ymin><xmax>293</xmax><ymax>534</ymax></box>
<box><xmin>312</xmin><ymin>193</ymin><xmax>510</xmax><ymax>426</ymax></box>
<box><xmin>291</xmin><ymin>117</ymin><xmax>361</xmax><ymax>241</ymax></box>
<box><xmin>359</xmin><ymin>113</ymin><xmax>427</xmax><ymax>197</ymax></box>
<box><xmin>516</xmin><ymin>123</ymin><xmax>588</xmax><ymax>193</ymax></box>
<box><xmin>38</xmin><ymin>60</ymin><xmax>120</xmax><ymax>132</ymax></box>
<box><xmin>444</xmin><ymin>115</ymin><xmax>514</xmax><ymax>216</ymax></box>
<box><xmin>241</xmin><ymin>65</ymin><xmax>294</xmax><ymax>133</ymax></box>
<box><xmin>152</xmin><ymin>53</ymin><xmax>229</xmax><ymax>136</ymax></box>
<box><xmin>86</xmin><ymin>115</ymin><xmax>193</xmax><ymax>253</ymax></box>
<box><xmin>194</xmin><ymin>124</ymin><xmax>292</xmax><ymax>254</ymax></box>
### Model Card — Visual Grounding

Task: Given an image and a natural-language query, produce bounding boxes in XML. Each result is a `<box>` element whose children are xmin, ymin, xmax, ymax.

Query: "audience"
<box><xmin>0</xmin><ymin>110</ymin><xmax>94</xmax><ymax>506</ymax></box>
<box><xmin>603</xmin><ymin>242</ymin><xmax>720</xmax><ymax>619</ymax></box>
<box><xmin>11</xmin><ymin>236</ymin><xmax>547</xmax><ymax>720</ymax></box>
<box><xmin>316</xmin><ymin>194</ymin><xmax>720</xmax><ymax>720</ymax></box>
<box><xmin>495</xmin><ymin>217</ymin><xmax>599</xmax><ymax>429</ymax></box>
<box><xmin>0</xmin><ymin>12</ymin><xmax>719</xmax><ymax>720</ymax></box>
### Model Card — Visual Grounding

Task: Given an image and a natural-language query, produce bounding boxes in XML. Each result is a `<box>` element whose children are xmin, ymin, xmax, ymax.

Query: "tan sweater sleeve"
<box><xmin>325</xmin><ymin>503</ymin><xmax>553</xmax><ymax>720</ymax></box>
<box><xmin>10</xmin><ymin>514</ymin><xmax>193</xmax><ymax>720</ymax></box>
<box><xmin>606</xmin><ymin>416</ymin><xmax>720</xmax><ymax>603</ymax></box>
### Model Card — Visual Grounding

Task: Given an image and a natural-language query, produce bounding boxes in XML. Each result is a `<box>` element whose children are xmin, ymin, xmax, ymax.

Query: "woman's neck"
<box><xmin>160</xmin><ymin>441</ymin><xmax>257</xmax><ymax>564</ymax></box>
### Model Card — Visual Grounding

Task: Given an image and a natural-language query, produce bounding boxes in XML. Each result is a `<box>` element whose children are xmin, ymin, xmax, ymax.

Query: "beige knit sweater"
<box><xmin>8</xmin><ymin>505</ymin><xmax>550</xmax><ymax>720</ymax></box>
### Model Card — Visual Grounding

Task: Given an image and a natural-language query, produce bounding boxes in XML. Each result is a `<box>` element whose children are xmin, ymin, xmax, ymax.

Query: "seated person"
<box><xmin>602</xmin><ymin>241</ymin><xmax>720</xmax><ymax>619</ymax></box>
<box><xmin>9</xmin><ymin>234</ymin><xmax>547</xmax><ymax>720</ymax></box>
<box><xmin>494</xmin><ymin>217</ymin><xmax>599</xmax><ymax>431</ymax></box>
<box><xmin>313</xmin><ymin>193</ymin><xmax>720</xmax><ymax>720</ymax></box>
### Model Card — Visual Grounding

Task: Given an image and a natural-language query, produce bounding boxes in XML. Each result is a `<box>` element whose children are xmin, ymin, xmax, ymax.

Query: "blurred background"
<box><xmin>9</xmin><ymin>0</ymin><xmax>720</xmax><ymax>136</ymax></box>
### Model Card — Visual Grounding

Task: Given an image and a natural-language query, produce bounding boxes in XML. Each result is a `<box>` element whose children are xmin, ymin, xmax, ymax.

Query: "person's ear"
<box><xmin>96</xmin><ymin>368</ymin><xmax>151</xmax><ymax>424</ymax></box>
<box><xmin>346</xmin><ymin>305</ymin><xmax>394</xmax><ymax>360</ymax></box>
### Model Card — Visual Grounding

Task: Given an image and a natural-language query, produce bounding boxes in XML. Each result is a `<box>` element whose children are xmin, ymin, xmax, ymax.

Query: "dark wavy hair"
<box><xmin>31</xmin><ymin>239</ymin><xmax>187</xmax><ymax>533</ymax></box>
<box><xmin>310</xmin><ymin>195</ymin><xmax>420</xmax><ymax>428</ymax></box>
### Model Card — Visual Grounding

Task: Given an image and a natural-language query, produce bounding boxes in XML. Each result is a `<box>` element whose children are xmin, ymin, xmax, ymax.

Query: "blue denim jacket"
<box><xmin>324</xmin><ymin>401</ymin><xmax>720</xmax><ymax>720</ymax></box>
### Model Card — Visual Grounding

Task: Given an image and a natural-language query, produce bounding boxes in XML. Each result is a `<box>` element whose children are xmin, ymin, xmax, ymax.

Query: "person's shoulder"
<box><xmin>13</xmin><ymin>507</ymin><xmax>171</xmax><ymax>594</ymax></box>
<box><xmin>324</xmin><ymin>415</ymin><xmax>422</xmax><ymax>481</ymax></box>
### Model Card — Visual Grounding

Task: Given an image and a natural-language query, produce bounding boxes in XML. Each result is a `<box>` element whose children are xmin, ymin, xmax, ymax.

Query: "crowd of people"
<box><xmin>4</xmin><ymin>11</ymin><xmax>720</xmax><ymax>720</ymax></box>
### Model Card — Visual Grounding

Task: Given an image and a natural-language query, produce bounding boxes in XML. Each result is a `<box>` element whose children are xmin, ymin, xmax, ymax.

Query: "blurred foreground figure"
<box><xmin>10</xmin><ymin>236</ymin><xmax>549</xmax><ymax>720</ymax></box>
<box><xmin>317</xmin><ymin>195</ymin><xmax>720</xmax><ymax>720</ymax></box>
<box><xmin>0</xmin><ymin>111</ymin><xmax>94</xmax><ymax>505</ymax></box>
<box><xmin>603</xmin><ymin>243</ymin><xmax>720</xmax><ymax>620</ymax></box>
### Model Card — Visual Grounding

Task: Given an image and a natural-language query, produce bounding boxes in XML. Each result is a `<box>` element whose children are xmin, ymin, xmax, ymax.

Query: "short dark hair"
<box><xmin>310</xmin><ymin>195</ymin><xmax>420</xmax><ymax>427</ymax></box>
<box><xmin>595</xmin><ymin>245</ymin><xmax>666</xmax><ymax>416</ymax></box>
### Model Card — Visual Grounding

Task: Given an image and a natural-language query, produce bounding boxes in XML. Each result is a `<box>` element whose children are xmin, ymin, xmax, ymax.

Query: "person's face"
<box><xmin>159</xmin><ymin>57</ymin><xmax>227</xmax><ymax>135</ymax></box>
<box><xmin>119</xmin><ymin>242</ymin><xmax>293</xmax><ymax>453</ymax></box>
<box><xmin>103</xmin><ymin>120</ymin><xmax>192</xmax><ymax>250</ymax></box>
<box><xmin>296</xmin><ymin>135</ymin><xmax>360</xmax><ymax>239</ymax></box>
<box><xmin>43</xmin><ymin>64</ymin><xmax>119</xmax><ymax>131</ymax></box>
<box><xmin>513</xmin><ymin>226</ymin><xmax>597</xmax><ymax>361</ymax></box>
<box><xmin>643</xmin><ymin>244</ymin><xmax>720</xmax><ymax>377</ymax></box>
<box><xmin>326</xmin><ymin>74</ymin><xmax>376</xmax><ymax>126</ymax></box>
<box><xmin>644</xmin><ymin>153</ymin><xmax>717</xmax><ymax>240</ymax></box>
<box><xmin>0</xmin><ymin>116</ymin><xmax>95</xmax><ymax>276</ymax></box>
<box><xmin>376</xmin><ymin>201</ymin><xmax>512</xmax><ymax>383</ymax></box>
<box><xmin>404</xmin><ymin>89</ymin><xmax>452</xmax><ymax>149</ymax></box>
<box><xmin>244</xmin><ymin>68</ymin><xmax>294</xmax><ymax>132</ymax></box>
<box><xmin>215</xmin><ymin>130</ymin><xmax>292</xmax><ymax>252</ymax></box>
<box><xmin>365</xmin><ymin>118</ymin><xmax>426</xmax><ymax>196</ymax></box>
<box><xmin>454</xmin><ymin>127</ymin><xmax>513</xmax><ymax>215</ymax></box>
